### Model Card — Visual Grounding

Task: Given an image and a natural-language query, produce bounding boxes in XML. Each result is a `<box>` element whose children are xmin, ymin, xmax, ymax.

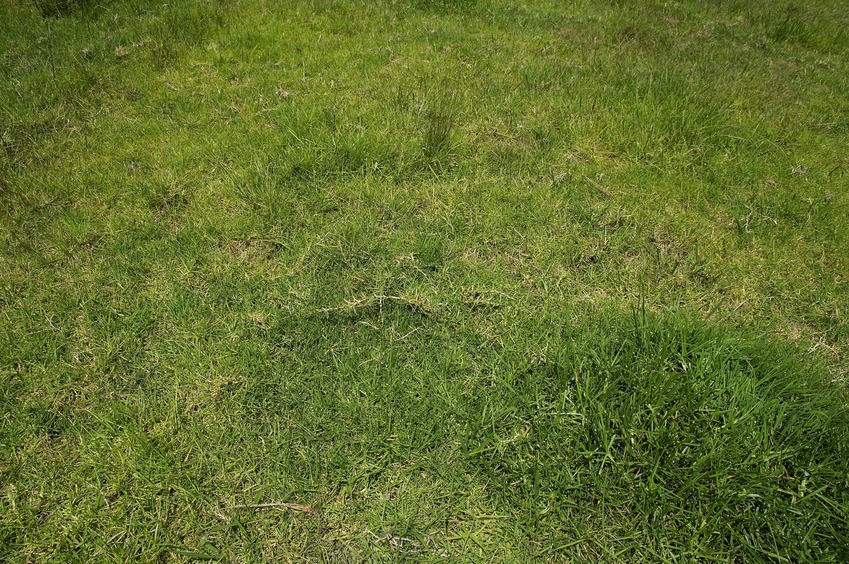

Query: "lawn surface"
<box><xmin>1</xmin><ymin>0</ymin><xmax>848</xmax><ymax>560</ymax></box>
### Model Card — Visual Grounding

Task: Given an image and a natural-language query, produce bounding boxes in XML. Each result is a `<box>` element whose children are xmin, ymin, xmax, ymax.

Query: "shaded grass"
<box><xmin>2</xmin><ymin>296</ymin><xmax>848</xmax><ymax>559</ymax></box>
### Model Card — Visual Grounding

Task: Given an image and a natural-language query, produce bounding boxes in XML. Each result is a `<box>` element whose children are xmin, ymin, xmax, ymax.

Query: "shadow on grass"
<box><xmin>227</xmin><ymin>302</ymin><xmax>849</xmax><ymax>559</ymax></box>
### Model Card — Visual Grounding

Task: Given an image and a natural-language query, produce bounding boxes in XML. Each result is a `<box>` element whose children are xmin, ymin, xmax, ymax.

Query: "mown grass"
<box><xmin>1</xmin><ymin>0</ymin><xmax>848</xmax><ymax>560</ymax></box>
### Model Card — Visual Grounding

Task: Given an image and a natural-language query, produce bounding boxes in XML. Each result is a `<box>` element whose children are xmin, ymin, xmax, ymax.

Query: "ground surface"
<box><xmin>1</xmin><ymin>0</ymin><xmax>848</xmax><ymax>560</ymax></box>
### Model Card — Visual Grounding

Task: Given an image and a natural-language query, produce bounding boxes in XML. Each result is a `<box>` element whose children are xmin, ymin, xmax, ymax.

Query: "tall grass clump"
<box><xmin>420</xmin><ymin>95</ymin><xmax>460</xmax><ymax>168</ymax></box>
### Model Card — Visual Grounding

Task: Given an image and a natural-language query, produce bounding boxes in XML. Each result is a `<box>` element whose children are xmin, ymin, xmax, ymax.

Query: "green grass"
<box><xmin>1</xmin><ymin>0</ymin><xmax>848</xmax><ymax>560</ymax></box>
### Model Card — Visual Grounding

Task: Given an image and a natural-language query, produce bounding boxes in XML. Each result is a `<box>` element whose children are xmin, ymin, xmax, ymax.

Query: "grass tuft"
<box><xmin>420</xmin><ymin>95</ymin><xmax>460</xmax><ymax>168</ymax></box>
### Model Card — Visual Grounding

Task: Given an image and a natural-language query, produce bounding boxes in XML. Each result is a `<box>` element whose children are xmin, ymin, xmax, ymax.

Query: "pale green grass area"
<box><xmin>1</xmin><ymin>0</ymin><xmax>848</xmax><ymax>560</ymax></box>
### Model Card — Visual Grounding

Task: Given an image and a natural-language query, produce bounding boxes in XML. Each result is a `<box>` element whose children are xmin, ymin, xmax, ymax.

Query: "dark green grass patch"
<box><xmin>461</xmin><ymin>310</ymin><xmax>849</xmax><ymax>559</ymax></box>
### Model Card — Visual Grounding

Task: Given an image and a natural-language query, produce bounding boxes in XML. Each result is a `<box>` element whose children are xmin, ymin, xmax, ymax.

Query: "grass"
<box><xmin>1</xmin><ymin>0</ymin><xmax>848</xmax><ymax>560</ymax></box>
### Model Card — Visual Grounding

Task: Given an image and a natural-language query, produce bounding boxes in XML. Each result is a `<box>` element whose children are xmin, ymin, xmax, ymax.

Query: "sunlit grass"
<box><xmin>1</xmin><ymin>0</ymin><xmax>848</xmax><ymax>559</ymax></box>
